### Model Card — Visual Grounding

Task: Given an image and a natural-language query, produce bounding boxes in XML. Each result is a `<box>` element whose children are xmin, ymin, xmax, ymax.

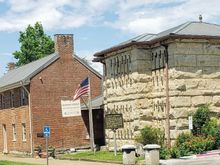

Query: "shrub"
<box><xmin>192</xmin><ymin>105</ymin><xmax>210</xmax><ymax>135</ymax></box>
<box><xmin>135</xmin><ymin>126</ymin><xmax>164</xmax><ymax>146</ymax></box>
<box><xmin>176</xmin><ymin>132</ymin><xmax>192</xmax><ymax>147</ymax></box>
<box><xmin>215</xmin><ymin>130</ymin><xmax>220</xmax><ymax>149</ymax></box>
<box><xmin>201</xmin><ymin>118</ymin><xmax>219</xmax><ymax>137</ymax></box>
<box><xmin>170</xmin><ymin>146</ymin><xmax>181</xmax><ymax>158</ymax></box>
<box><xmin>159</xmin><ymin>146</ymin><xmax>170</xmax><ymax>159</ymax></box>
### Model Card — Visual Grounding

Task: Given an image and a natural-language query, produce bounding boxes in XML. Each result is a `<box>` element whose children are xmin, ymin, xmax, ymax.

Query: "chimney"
<box><xmin>7</xmin><ymin>62</ymin><xmax>16</xmax><ymax>71</ymax></box>
<box><xmin>54</xmin><ymin>34</ymin><xmax>74</xmax><ymax>59</ymax></box>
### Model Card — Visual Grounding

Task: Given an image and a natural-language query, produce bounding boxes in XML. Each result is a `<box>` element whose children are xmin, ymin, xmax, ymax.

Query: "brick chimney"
<box><xmin>7</xmin><ymin>62</ymin><xmax>16</xmax><ymax>71</ymax></box>
<box><xmin>54</xmin><ymin>34</ymin><xmax>74</xmax><ymax>60</ymax></box>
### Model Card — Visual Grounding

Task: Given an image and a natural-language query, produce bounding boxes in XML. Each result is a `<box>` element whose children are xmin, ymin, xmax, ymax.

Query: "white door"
<box><xmin>2</xmin><ymin>124</ymin><xmax>8</xmax><ymax>153</ymax></box>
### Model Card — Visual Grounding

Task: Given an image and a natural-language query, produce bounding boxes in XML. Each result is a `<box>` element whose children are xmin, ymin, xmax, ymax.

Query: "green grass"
<box><xmin>62</xmin><ymin>151</ymin><xmax>123</xmax><ymax>162</ymax></box>
<box><xmin>0</xmin><ymin>161</ymin><xmax>38</xmax><ymax>165</ymax></box>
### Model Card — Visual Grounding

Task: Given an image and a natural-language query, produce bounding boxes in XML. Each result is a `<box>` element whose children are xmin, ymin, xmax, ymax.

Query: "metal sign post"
<box><xmin>105</xmin><ymin>114</ymin><xmax>124</xmax><ymax>156</ymax></box>
<box><xmin>113</xmin><ymin>129</ymin><xmax>117</xmax><ymax>156</ymax></box>
<box><xmin>43</xmin><ymin>126</ymin><xmax>50</xmax><ymax>165</ymax></box>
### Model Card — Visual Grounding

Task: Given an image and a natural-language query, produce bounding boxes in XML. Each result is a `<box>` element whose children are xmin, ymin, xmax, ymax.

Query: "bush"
<box><xmin>170</xmin><ymin>146</ymin><xmax>181</xmax><ymax>158</ymax></box>
<box><xmin>160</xmin><ymin>146</ymin><xmax>170</xmax><ymax>159</ymax></box>
<box><xmin>135</xmin><ymin>126</ymin><xmax>164</xmax><ymax>146</ymax></box>
<box><xmin>192</xmin><ymin>105</ymin><xmax>210</xmax><ymax>135</ymax></box>
<box><xmin>215</xmin><ymin>130</ymin><xmax>220</xmax><ymax>149</ymax></box>
<box><xmin>201</xmin><ymin>118</ymin><xmax>219</xmax><ymax>137</ymax></box>
<box><xmin>176</xmin><ymin>132</ymin><xmax>192</xmax><ymax>147</ymax></box>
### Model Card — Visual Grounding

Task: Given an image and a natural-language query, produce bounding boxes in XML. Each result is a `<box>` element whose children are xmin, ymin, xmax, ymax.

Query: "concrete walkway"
<box><xmin>0</xmin><ymin>154</ymin><xmax>120</xmax><ymax>165</ymax></box>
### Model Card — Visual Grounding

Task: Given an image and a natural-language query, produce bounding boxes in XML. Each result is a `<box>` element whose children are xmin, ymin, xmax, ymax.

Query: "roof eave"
<box><xmin>0</xmin><ymin>80</ymin><xmax>30</xmax><ymax>93</ymax></box>
<box><xmin>93</xmin><ymin>34</ymin><xmax>220</xmax><ymax>62</ymax></box>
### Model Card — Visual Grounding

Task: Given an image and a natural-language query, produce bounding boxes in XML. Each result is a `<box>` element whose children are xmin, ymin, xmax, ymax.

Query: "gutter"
<box><xmin>20</xmin><ymin>81</ymin><xmax>33</xmax><ymax>156</ymax></box>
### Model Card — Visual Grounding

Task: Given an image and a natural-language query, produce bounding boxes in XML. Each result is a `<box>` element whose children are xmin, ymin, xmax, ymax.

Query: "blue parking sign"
<box><xmin>43</xmin><ymin>126</ymin><xmax>50</xmax><ymax>138</ymax></box>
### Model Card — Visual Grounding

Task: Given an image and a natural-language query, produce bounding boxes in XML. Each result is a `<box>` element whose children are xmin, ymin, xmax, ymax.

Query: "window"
<box><xmin>22</xmin><ymin>123</ymin><xmax>26</xmax><ymax>141</ymax></box>
<box><xmin>0</xmin><ymin>94</ymin><xmax>5</xmax><ymax>109</ymax></box>
<box><xmin>20</xmin><ymin>88</ymin><xmax>28</xmax><ymax>106</ymax></box>
<box><xmin>10</xmin><ymin>91</ymin><xmax>15</xmax><ymax>108</ymax></box>
<box><xmin>12</xmin><ymin>124</ymin><xmax>16</xmax><ymax>141</ymax></box>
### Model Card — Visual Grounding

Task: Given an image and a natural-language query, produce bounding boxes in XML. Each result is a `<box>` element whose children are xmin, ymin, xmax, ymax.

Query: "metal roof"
<box><xmin>94</xmin><ymin>21</ymin><xmax>220</xmax><ymax>59</ymax></box>
<box><xmin>81</xmin><ymin>95</ymin><xmax>103</xmax><ymax>110</ymax></box>
<box><xmin>0</xmin><ymin>53</ymin><xmax>59</xmax><ymax>92</ymax></box>
<box><xmin>0</xmin><ymin>53</ymin><xmax>102</xmax><ymax>93</ymax></box>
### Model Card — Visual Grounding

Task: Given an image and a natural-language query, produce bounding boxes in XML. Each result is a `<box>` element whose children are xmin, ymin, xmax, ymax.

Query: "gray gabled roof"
<box><xmin>120</xmin><ymin>21</ymin><xmax>220</xmax><ymax>44</ymax></box>
<box><xmin>81</xmin><ymin>95</ymin><xmax>103</xmax><ymax>110</ymax></box>
<box><xmin>94</xmin><ymin>21</ymin><xmax>220</xmax><ymax>59</ymax></box>
<box><xmin>0</xmin><ymin>53</ymin><xmax>59</xmax><ymax>92</ymax></box>
<box><xmin>0</xmin><ymin>53</ymin><xmax>102</xmax><ymax>93</ymax></box>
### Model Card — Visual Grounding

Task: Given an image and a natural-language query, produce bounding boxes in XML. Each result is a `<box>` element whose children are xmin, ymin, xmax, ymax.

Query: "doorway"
<box><xmin>2</xmin><ymin>124</ymin><xmax>8</xmax><ymax>153</ymax></box>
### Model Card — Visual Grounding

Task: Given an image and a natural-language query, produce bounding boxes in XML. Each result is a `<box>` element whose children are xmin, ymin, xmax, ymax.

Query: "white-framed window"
<box><xmin>12</xmin><ymin>124</ymin><xmax>16</xmax><ymax>141</ymax></box>
<box><xmin>22</xmin><ymin>123</ymin><xmax>26</xmax><ymax>142</ymax></box>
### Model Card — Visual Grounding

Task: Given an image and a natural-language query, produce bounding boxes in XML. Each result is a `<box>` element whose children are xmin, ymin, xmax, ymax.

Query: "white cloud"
<box><xmin>110</xmin><ymin>0</ymin><xmax>220</xmax><ymax>34</ymax></box>
<box><xmin>0</xmin><ymin>0</ymin><xmax>220</xmax><ymax>35</ymax></box>
<box><xmin>77</xmin><ymin>50</ymin><xmax>103</xmax><ymax>74</ymax></box>
<box><xmin>0</xmin><ymin>0</ymin><xmax>115</xmax><ymax>32</ymax></box>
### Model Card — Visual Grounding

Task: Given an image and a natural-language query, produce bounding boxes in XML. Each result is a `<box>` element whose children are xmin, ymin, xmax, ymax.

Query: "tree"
<box><xmin>13</xmin><ymin>22</ymin><xmax>54</xmax><ymax>66</ymax></box>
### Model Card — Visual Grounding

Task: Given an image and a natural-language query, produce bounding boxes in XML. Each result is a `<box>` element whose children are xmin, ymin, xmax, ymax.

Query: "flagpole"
<box><xmin>88</xmin><ymin>77</ymin><xmax>95</xmax><ymax>151</ymax></box>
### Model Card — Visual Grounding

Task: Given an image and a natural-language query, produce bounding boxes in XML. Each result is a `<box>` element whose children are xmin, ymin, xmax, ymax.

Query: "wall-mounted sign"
<box><xmin>61</xmin><ymin>99</ymin><xmax>81</xmax><ymax>117</ymax></box>
<box><xmin>105</xmin><ymin>114</ymin><xmax>124</xmax><ymax>130</ymax></box>
<box><xmin>188</xmin><ymin>116</ymin><xmax>193</xmax><ymax>130</ymax></box>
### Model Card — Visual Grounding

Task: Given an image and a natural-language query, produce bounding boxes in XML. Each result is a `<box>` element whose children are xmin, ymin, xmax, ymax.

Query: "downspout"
<box><xmin>21</xmin><ymin>81</ymin><xmax>33</xmax><ymax>156</ymax></box>
<box><xmin>161</xmin><ymin>44</ymin><xmax>171</xmax><ymax>148</ymax></box>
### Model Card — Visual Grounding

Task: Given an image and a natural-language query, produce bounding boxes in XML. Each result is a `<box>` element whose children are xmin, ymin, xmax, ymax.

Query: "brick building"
<box><xmin>94</xmin><ymin>21</ymin><xmax>220</xmax><ymax>148</ymax></box>
<box><xmin>0</xmin><ymin>34</ymin><xmax>103</xmax><ymax>154</ymax></box>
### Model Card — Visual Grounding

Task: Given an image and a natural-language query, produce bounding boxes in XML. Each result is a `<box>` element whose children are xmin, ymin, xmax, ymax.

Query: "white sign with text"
<box><xmin>61</xmin><ymin>99</ymin><xmax>81</xmax><ymax>117</ymax></box>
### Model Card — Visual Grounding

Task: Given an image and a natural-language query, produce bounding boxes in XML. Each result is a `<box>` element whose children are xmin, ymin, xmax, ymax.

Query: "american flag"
<box><xmin>73</xmin><ymin>77</ymin><xmax>89</xmax><ymax>100</ymax></box>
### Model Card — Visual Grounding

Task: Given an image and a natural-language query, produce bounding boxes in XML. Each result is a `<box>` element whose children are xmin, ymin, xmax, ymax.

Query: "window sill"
<box><xmin>12</xmin><ymin>140</ymin><xmax>16</xmax><ymax>142</ymax></box>
<box><xmin>22</xmin><ymin>140</ymin><xmax>27</xmax><ymax>143</ymax></box>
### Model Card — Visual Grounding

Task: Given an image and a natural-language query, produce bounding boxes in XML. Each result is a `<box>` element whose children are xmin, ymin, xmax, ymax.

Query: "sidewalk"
<box><xmin>0</xmin><ymin>154</ymin><xmax>120</xmax><ymax>165</ymax></box>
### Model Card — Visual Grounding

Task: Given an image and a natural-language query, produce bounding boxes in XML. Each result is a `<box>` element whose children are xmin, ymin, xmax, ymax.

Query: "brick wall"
<box><xmin>30</xmin><ymin>34</ymin><xmax>102</xmax><ymax>149</ymax></box>
<box><xmin>0</xmin><ymin>87</ymin><xmax>30</xmax><ymax>153</ymax></box>
<box><xmin>0</xmin><ymin>106</ymin><xmax>30</xmax><ymax>153</ymax></box>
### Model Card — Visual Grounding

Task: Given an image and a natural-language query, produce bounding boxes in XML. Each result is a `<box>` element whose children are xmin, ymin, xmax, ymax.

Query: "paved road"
<box><xmin>0</xmin><ymin>154</ymin><xmax>119</xmax><ymax>165</ymax></box>
<box><xmin>160</xmin><ymin>155</ymin><xmax>220</xmax><ymax>165</ymax></box>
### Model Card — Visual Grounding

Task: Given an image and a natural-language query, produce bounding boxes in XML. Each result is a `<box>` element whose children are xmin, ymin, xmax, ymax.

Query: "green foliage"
<box><xmin>176</xmin><ymin>132</ymin><xmax>192</xmax><ymax>146</ymax></box>
<box><xmin>159</xmin><ymin>146</ymin><xmax>170</xmax><ymax>159</ymax></box>
<box><xmin>13</xmin><ymin>22</ymin><xmax>54</xmax><ymax>66</ymax></box>
<box><xmin>170</xmin><ymin>146</ymin><xmax>181</xmax><ymax>158</ymax></box>
<box><xmin>174</xmin><ymin>133</ymin><xmax>215</xmax><ymax>156</ymax></box>
<box><xmin>192</xmin><ymin>105</ymin><xmax>210</xmax><ymax>135</ymax></box>
<box><xmin>135</xmin><ymin>126</ymin><xmax>164</xmax><ymax>146</ymax></box>
<box><xmin>189</xmin><ymin>136</ymin><xmax>214</xmax><ymax>154</ymax></box>
<box><xmin>202</xmin><ymin>118</ymin><xmax>219</xmax><ymax>136</ymax></box>
<box><xmin>215</xmin><ymin>130</ymin><xmax>220</xmax><ymax>149</ymax></box>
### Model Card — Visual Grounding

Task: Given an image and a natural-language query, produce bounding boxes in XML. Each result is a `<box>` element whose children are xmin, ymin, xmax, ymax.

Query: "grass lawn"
<box><xmin>61</xmin><ymin>150</ymin><xmax>145</xmax><ymax>163</ymax></box>
<box><xmin>0</xmin><ymin>161</ymin><xmax>38</xmax><ymax>165</ymax></box>
<box><xmin>61</xmin><ymin>151</ymin><xmax>123</xmax><ymax>162</ymax></box>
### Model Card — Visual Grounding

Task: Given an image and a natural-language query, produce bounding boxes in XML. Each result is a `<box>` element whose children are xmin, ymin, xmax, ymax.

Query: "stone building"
<box><xmin>94</xmin><ymin>21</ymin><xmax>220</xmax><ymax>148</ymax></box>
<box><xmin>0</xmin><ymin>34</ymin><xmax>104</xmax><ymax>154</ymax></box>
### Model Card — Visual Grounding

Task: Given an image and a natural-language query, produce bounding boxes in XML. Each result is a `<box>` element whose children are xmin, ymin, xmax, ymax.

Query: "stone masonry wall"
<box><xmin>104</xmin><ymin>39</ymin><xmax>220</xmax><ymax>148</ymax></box>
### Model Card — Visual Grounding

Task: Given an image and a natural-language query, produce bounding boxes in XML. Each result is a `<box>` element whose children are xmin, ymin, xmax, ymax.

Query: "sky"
<box><xmin>0</xmin><ymin>0</ymin><xmax>220</xmax><ymax>76</ymax></box>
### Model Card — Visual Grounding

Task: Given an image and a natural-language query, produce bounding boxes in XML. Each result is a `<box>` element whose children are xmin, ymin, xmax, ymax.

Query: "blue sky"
<box><xmin>0</xmin><ymin>0</ymin><xmax>220</xmax><ymax>76</ymax></box>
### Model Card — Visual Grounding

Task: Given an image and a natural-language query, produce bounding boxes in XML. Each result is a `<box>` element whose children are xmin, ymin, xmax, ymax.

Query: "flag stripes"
<box><xmin>73</xmin><ymin>77</ymin><xmax>89</xmax><ymax>100</ymax></box>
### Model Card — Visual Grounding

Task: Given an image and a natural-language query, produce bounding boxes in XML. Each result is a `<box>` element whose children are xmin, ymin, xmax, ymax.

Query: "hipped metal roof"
<box><xmin>0</xmin><ymin>53</ymin><xmax>102</xmax><ymax>93</ymax></box>
<box><xmin>94</xmin><ymin>21</ymin><xmax>220</xmax><ymax>61</ymax></box>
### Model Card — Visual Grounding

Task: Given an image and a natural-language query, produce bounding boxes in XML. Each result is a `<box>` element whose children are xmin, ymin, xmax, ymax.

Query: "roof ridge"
<box><xmin>7</xmin><ymin>53</ymin><xmax>57</xmax><ymax>74</ymax></box>
<box><xmin>173</xmin><ymin>21</ymin><xmax>192</xmax><ymax>34</ymax></box>
<box><xmin>74</xmin><ymin>54</ymin><xmax>102</xmax><ymax>78</ymax></box>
